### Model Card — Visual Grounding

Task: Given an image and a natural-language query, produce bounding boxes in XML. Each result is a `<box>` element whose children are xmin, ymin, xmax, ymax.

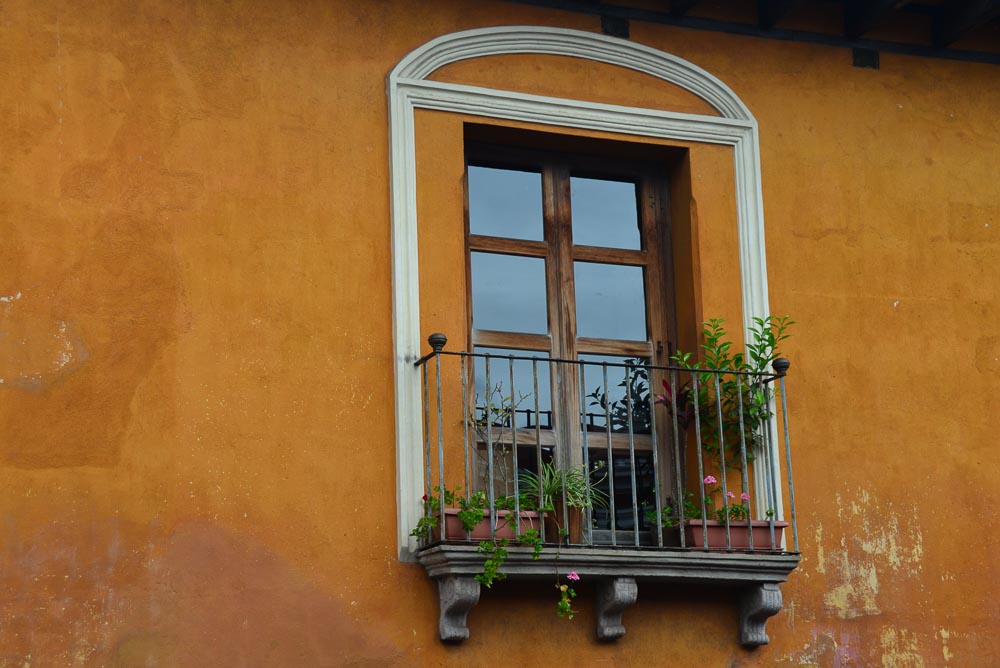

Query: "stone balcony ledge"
<box><xmin>416</xmin><ymin>543</ymin><xmax>800</xmax><ymax>646</ymax></box>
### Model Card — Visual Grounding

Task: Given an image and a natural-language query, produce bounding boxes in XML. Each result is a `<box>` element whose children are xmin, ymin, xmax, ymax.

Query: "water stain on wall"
<box><xmin>0</xmin><ymin>214</ymin><xmax>182</xmax><ymax>468</ymax></box>
<box><xmin>0</xmin><ymin>517</ymin><xmax>403</xmax><ymax>666</ymax></box>
<box><xmin>0</xmin><ymin>26</ymin><xmax>212</xmax><ymax>469</ymax></box>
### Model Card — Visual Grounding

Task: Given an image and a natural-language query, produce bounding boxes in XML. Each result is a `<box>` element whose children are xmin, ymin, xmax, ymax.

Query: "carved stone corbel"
<box><xmin>739</xmin><ymin>582</ymin><xmax>783</xmax><ymax>647</ymax></box>
<box><xmin>595</xmin><ymin>576</ymin><xmax>638</xmax><ymax>641</ymax></box>
<box><xmin>436</xmin><ymin>575</ymin><xmax>480</xmax><ymax>642</ymax></box>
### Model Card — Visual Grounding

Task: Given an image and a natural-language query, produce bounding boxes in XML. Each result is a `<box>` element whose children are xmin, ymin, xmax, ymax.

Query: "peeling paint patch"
<box><xmin>52</xmin><ymin>321</ymin><xmax>78</xmax><ymax>370</ymax></box>
<box><xmin>880</xmin><ymin>627</ymin><xmax>924</xmax><ymax>667</ymax></box>
<box><xmin>824</xmin><ymin>548</ymin><xmax>881</xmax><ymax>618</ymax></box>
<box><xmin>822</xmin><ymin>489</ymin><xmax>924</xmax><ymax>619</ymax></box>
<box><xmin>0</xmin><ymin>312</ymin><xmax>88</xmax><ymax>391</ymax></box>
<box><xmin>815</xmin><ymin>523</ymin><xmax>825</xmax><ymax>574</ymax></box>
<box><xmin>852</xmin><ymin>495</ymin><xmax>924</xmax><ymax>577</ymax></box>
<box><xmin>780</xmin><ymin>629</ymin><xmax>859</xmax><ymax>667</ymax></box>
<box><xmin>938</xmin><ymin>628</ymin><xmax>954</xmax><ymax>663</ymax></box>
<box><xmin>0</xmin><ymin>291</ymin><xmax>22</xmax><ymax>303</ymax></box>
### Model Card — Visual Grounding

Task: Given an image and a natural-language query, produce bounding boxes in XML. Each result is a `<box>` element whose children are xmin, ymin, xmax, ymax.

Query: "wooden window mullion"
<box><xmin>552</xmin><ymin>165</ymin><xmax>578</xmax><ymax>361</ymax></box>
<box><xmin>541</xmin><ymin>165</ymin><xmax>560</xmax><ymax>355</ymax></box>
<box><xmin>552</xmin><ymin>165</ymin><xmax>583</xmax><ymax>473</ymax></box>
<box><xmin>639</xmin><ymin>176</ymin><xmax>679</xmax><ymax>507</ymax></box>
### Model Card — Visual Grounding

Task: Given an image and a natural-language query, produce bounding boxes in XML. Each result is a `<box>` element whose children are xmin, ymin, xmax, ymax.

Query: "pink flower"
<box><xmin>726</xmin><ymin>491</ymin><xmax>736</xmax><ymax>499</ymax></box>
<box><xmin>567</xmin><ymin>571</ymin><xmax>580</xmax><ymax>581</ymax></box>
<box><xmin>422</xmin><ymin>494</ymin><xmax>428</xmax><ymax>501</ymax></box>
<box><xmin>740</xmin><ymin>492</ymin><xmax>751</xmax><ymax>501</ymax></box>
<box><xmin>703</xmin><ymin>475</ymin><xmax>717</xmax><ymax>485</ymax></box>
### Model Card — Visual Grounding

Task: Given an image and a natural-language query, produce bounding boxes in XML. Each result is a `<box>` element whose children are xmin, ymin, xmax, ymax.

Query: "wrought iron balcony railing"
<box><xmin>411</xmin><ymin>333</ymin><xmax>800</xmax><ymax>645</ymax></box>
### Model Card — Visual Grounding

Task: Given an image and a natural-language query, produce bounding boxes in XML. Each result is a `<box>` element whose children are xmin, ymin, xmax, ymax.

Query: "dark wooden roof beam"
<box><xmin>758</xmin><ymin>0</ymin><xmax>800</xmax><ymax>30</ymax></box>
<box><xmin>669</xmin><ymin>0</ymin><xmax>699</xmax><ymax>17</ymax></box>
<box><xmin>934</xmin><ymin>0</ymin><xmax>1000</xmax><ymax>47</ymax></box>
<box><xmin>497</xmin><ymin>0</ymin><xmax>1000</xmax><ymax>65</ymax></box>
<box><xmin>845</xmin><ymin>0</ymin><xmax>911</xmax><ymax>39</ymax></box>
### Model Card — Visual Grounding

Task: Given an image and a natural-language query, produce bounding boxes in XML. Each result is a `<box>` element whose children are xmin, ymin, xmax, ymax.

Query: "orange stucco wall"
<box><xmin>1</xmin><ymin>0</ymin><xmax>998</xmax><ymax>665</ymax></box>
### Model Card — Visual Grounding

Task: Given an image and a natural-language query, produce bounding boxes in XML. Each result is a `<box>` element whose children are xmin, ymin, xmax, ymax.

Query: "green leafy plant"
<box><xmin>469</xmin><ymin>384</ymin><xmax>530</xmax><ymax>499</ymax></box>
<box><xmin>669</xmin><ymin>316</ymin><xmax>793</xmax><ymax>468</ymax></box>
<box><xmin>586</xmin><ymin>359</ymin><xmax>652</xmax><ymax>434</ymax></box>
<box><xmin>644</xmin><ymin>491</ymin><xmax>702</xmax><ymax>528</ymax></box>
<box><xmin>475</xmin><ymin>520</ymin><xmax>544</xmax><ymax>589</ymax></box>
<box><xmin>519</xmin><ymin>461</ymin><xmax>609</xmax><ymax>515</ymax></box>
<box><xmin>556</xmin><ymin>571</ymin><xmax>580</xmax><ymax>619</ymax></box>
<box><xmin>644</xmin><ymin>474</ymin><xmax>779</xmax><ymax>529</ymax></box>
<box><xmin>413</xmin><ymin>463</ymin><xmax>606</xmax><ymax>618</ymax></box>
<box><xmin>411</xmin><ymin>485</ymin><xmax>543</xmax><ymax>588</ymax></box>
<box><xmin>410</xmin><ymin>486</ymin><xmax>488</xmax><ymax>542</ymax></box>
<box><xmin>698</xmin><ymin>476</ymin><xmax>753</xmax><ymax>523</ymax></box>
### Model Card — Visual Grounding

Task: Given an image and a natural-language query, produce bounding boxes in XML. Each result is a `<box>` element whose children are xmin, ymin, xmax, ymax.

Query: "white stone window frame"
<box><xmin>388</xmin><ymin>26</ymin><xmax>780</xmax><ymax>560</ymax></box>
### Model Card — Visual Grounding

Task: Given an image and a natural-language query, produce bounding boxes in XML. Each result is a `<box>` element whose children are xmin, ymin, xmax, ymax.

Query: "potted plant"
<box><xmin>411</xmin><ymin>478</ymin><xmax>594</xmax><ymax>618</ymax></box>
<box><xmin>412</xmin><ymin>486</ymin><xmax>541</xmax><ymax>542</ymax></box>
<box><xmin>645</xmin><ymin>476</ymin><xmax>787</xmax><ymax>549</ymax></box>
<box><xmin>648</xmin><ymin>315</ymin><xmax>793</xmax><ymax>549</ymax></box>
<box><xmin>682</xmin><ymin>475</ymin><xmax>787</xmax><ymax>550</ymax></box>
<box><xmin>519</xmin><ymin>461</ymin><xmax>609</xmax><ymax>544</ymax></box>
<box><xmin>668</xmin><ymin>315</ymin><xmax>793</xmax><ymax>468</ymax></box>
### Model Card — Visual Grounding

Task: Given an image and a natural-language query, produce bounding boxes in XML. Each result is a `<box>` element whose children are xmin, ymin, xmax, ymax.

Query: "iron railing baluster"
<box><xmin>691</xmin><ymin>371</ymin><xmax>708</xmax><ymax>549</ymax></box>
<box><xmin>775</xmin><ymin>359</ymin><xmax>798</xmax><ymax>552</ymax></box>
<box><xmin>648</xmin><ymin>361</ymin><xmax>663</xmax><ymax>548</ymax></box>
<box><xmin>461</xmin><ymin>355</ymin><xmax>471</xmax><ymax>542</ymax></box>
<box><xmin>713</xmin><ymin>372</ymin><xmax>731</xmax><ymax>550</ymax></box>
<box><xmin>435</xmin><ymin>350</ymin><xmax>446</xmax><ymax>541</ymax></box>
<box><xmin>625</xmin><ymin>363</ymin><xmax>640</xmax><ymax>547</ymax></box>
<box><xmin>670</xmin><ymin>367</ymin><xmax>685</xmax><ymax>548</ymax></box>
<box><xmin>735</xmin><ymin>373</ymin><xmax>753</xmax><ymax>551</ymax></box>
<box><xmin>603</xmin><ymin>362</ymin><xmax>616</xmax><ymax>546</ymax></box>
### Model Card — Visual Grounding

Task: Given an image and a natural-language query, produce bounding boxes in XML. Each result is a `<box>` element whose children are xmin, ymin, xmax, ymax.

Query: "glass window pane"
<box><xmin>588</xmin><ymin>451</ymin><xmax>657</xmax><ymax>531</ymax></box>
<box><xmin>472</xmin><ymin>252</ymin><xmax>548</xmax><ymax>334</ymax></box>
<box><xmin>472</xmin><ymin>348</ymin><xmax>554</xmax><ymax>500</ymax></box>
<box><xmin>468</xmin><ymin>166</ymin><xmax>544</xmax><ymax>240</ymax></box>
<box><xmin>570</xmin><ymin>176</ymin><xmax>640</xmax><ymax>249</ymax></box>
<box><xmin>574</xmin><ymin>262</ymin><xmax>647</xmax><ymax>340</ymax></box>
<box><xmin>579</xmin><ymin>356</ymin><xmax>652</xmax><ymax>435</ymax></box>
<box><xmin>579</xmin><ymin>355</ymin><xmax>656</xmax><ymax>532</ymax></box>
<box><xmin>473</xmin><ymin>348</ymin><xmax>553</xmax><ymax>430</ymax></box>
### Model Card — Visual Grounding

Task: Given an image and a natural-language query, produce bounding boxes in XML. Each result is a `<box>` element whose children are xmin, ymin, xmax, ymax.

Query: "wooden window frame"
<box><xmin>464</xmin><ymin>140</ymin><xmax>682</xmax><ymax>523</ymax></box>
<box><xmin>465</xmin><ymin>141</ymin><xmax>677</xmax><ymax>364</ymax></box>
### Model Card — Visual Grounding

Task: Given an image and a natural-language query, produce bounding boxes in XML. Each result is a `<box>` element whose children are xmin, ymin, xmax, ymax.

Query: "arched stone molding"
<box><xmin>391</xmin><ymin>27</ymin><xmax>752</xmax><ymax>120</ymax></box>
<box><xmin>388</xmin><ymin>26</ymin><xmax>778</xmax><ymax>558</ymax></box>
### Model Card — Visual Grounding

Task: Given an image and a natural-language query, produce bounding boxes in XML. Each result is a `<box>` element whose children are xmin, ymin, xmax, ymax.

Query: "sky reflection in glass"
<box><xmin>473</xmin><ymin>348</ymin><xmax>553</xmax><ymax>430</ymax></box>
<box><xmin>471</xmin><ymin>252</ymin><xmax>548</xmax><ymax>334</ymax></box>
<box><xmin>468</xmin><ymin>166</ymin><xmax>544</xmax><ymax>240</ymax></box>
<box><xmin>579</xmin><ymin>355</ymin><xmax>652</xmax><ymax>434</ymax></box>
<box><xmin>570</xmin><ymin>176</ymin><xmax>640</xmax><ymax>249</ymax></box>
<box><xmin>574</xmin><ymin>262</ymin><xmax>647</xmax><ymax>340</ymax></box>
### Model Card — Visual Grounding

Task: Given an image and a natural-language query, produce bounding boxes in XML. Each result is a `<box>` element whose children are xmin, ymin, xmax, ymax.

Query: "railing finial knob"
<box><xmin>773</xmin><ymin>358</ymin><xmax>790</xmax><ymax>376</ymax></box>
<box><xmin>428</xmin><ymin>333</ymin><xmax>447</xmax><ymax>353</ymax></box>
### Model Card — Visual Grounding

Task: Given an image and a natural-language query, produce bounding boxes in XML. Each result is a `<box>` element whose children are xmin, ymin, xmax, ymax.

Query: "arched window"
<box><xmin>389</xmin><ymin>26</ymin><xmax>777</xmax><ymax>559</ymax></box>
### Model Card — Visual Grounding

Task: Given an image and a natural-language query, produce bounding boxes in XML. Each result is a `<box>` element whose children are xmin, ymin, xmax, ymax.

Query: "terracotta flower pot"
<box><xmin>541</xmin><ymin>503</ymin><xmax>586</xmax><ymax>544</ymax></box>
<box><xmin>684</xmin><ymin>519</ymin><xmax>788</xmax><ymax>550</ymax></box>
<box><xmin>433</xmin><ymin>507</ymin><xmax>541</xmax><ymax>541</ymax></box>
